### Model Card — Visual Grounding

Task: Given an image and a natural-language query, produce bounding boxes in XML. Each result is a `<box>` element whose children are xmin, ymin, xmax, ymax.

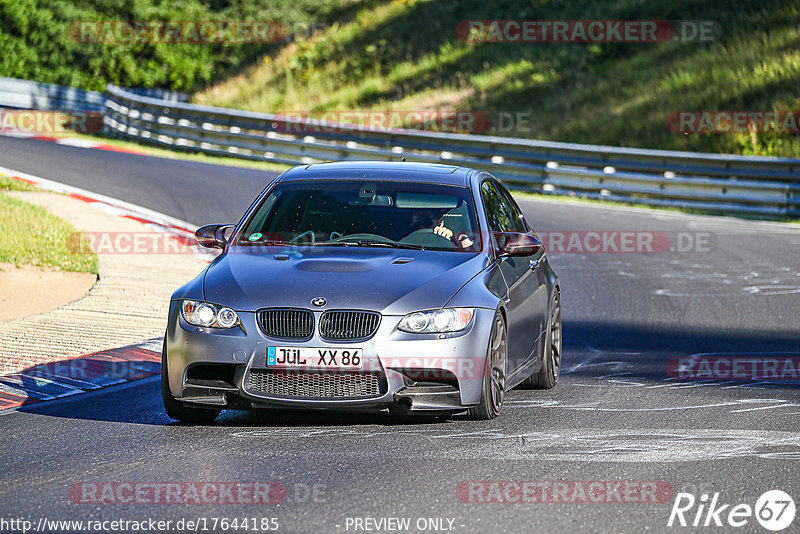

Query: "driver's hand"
<box><xmin>433</xmin><ymin>220</ymin><xmax>453</xmax><ymax>239</ymax></box>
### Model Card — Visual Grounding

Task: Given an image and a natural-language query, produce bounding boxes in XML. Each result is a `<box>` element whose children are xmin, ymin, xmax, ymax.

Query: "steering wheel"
<box><xmin>401</xmin><ymin>228</ymin><xmax>455</xmax><ymax>248</ymax></box>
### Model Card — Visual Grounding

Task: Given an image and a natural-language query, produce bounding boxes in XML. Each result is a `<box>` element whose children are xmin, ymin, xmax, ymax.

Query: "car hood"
<box><xmin>202</xmin><ymin>246</ymin><xmax>489</xmax><ymax>315</ymax></box>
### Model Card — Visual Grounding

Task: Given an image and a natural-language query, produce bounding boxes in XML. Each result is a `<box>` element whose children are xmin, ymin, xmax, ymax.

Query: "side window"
<box><xmin>498</xmin><ymin>184</ymin><xmax>527</xmax><ymax>232</ymax></box>
<box><xmin>480</xmin><ymin>180</ymin><xmax>516</xmax><ymax>232</ymax></box>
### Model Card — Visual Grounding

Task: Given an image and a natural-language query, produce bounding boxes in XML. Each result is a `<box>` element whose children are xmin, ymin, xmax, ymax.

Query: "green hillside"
<box><xmin>2</xmin><ymin>0</ymin><xmax>799</xmax><ymax>156</ymax></box>
<box><xmin>194</xmin><ymin>0</ymin><xmax>800</xmax><ymax>157</ymax></box>
<box><xmin>0</xmin><ymin>0</ymin><xmax>372</xmax><ymax>91</ymax></box>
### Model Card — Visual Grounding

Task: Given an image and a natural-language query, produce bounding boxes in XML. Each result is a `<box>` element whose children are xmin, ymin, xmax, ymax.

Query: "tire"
<box><xmin>467</xmin><ymin>311</ymin><xmax>507</xmax><ymax>420</ymax></box>
<box><xmin>161</xmin><ymin>341</ymin><xmax>221</xmax><ymax>423</ymax></box>
<box><xmin>520</xmin><ymin>290</ymin><xmax>562</xmax><ymax>390</ymax></box>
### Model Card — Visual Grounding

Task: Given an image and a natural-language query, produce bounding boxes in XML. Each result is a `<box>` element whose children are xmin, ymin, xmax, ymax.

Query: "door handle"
<box><xmin>529</xmin><ymin>258</ymin><xmax>540</xmax><ymax>269</ymax></box>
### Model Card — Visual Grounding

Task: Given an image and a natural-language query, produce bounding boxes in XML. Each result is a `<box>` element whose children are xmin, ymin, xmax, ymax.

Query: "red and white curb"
<box><xmin>0</xmin><ymin>167</ymin><xmax>213</xmax><ymax>411</ymax></box>
<box><xmin>0</xmin><ymin>339</ymin><xmax>163</xmax><ymax>410</ymax></box>
<box><xmin>1</xmin><ymin>130</ymin><xmax>147</xmax><ymax>154</ymax></box>
<box><xmin>0</xmin><ymin>165</ymin><xmax>216</xmax><ymax>261</ymax></box>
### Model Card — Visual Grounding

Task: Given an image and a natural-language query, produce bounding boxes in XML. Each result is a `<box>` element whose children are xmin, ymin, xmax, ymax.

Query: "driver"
<box><xmin>433</xmin><ymin>219</ymin><xmax>474</xmax><ymax>248</ymax></box>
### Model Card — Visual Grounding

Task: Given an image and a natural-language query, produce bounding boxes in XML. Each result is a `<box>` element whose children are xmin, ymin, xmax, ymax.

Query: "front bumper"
<box><xmin>164</xmin><ymin>302</ymin><xmax>494</xmax><ymax>413</ymax></box>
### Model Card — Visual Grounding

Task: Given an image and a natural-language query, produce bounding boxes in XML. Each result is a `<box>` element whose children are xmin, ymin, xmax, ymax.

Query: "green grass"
<box><xmin>0</xmin><ymin>0</ymin><xmax>376</xmax><ymax>91</ymax></box>
<box><xmin>9</xmin><ymin>1</ymin><xmax>799</xmax><ymax>157</ymax></box>
<box><xmin>195</xmin><ymin>0</ymin><xmax>800</xmax><ymax>158</ymax></box>
<box><xmin>0</xmin><ymin>193</ymin><xmax>98</xmax><ymax>273</ymax></box>
<box><xmin>0</xmin><ymin>174</ymin><xmax>37</xmax><ymax>191</ymax></box>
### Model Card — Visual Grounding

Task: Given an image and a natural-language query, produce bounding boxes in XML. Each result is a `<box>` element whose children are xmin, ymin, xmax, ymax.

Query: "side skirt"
<box><xmin>505</xmin><ymin>329</ymin><xmax>546</xmax><ymax>388</ymax></box>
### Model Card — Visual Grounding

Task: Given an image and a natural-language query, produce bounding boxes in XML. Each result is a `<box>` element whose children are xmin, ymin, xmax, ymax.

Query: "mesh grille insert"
<box><xmin>319</xmin><ymin>310</ymin><xmax>381</xmax><ymax>340</ymax></box>
<box><xmin>247</xmin><ymin>369</ymin><xmax>384</xmax><ymax>398</ymax></box>
<box><xmin>258</xmin><ymin>308</ymin><xmax>313</xmax><ymax>339</ymax></box>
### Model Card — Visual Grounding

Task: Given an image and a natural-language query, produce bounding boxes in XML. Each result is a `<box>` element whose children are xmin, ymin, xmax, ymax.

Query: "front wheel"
<box><xmin>467</xmin><ymin>311</ymin><xmax>507</xmax><ymax>420</ymax></box>
<box><xmin>161</xmin><ymin>341</ymin><xmax>221</xmax><ymax>423</ymax></box>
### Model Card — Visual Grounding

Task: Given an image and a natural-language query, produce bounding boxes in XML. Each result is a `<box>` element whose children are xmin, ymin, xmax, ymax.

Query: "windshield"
<box><xmin>236</xmin><ymin>180</ymin><xmax>481</xmax><ymax>252</ymax></box>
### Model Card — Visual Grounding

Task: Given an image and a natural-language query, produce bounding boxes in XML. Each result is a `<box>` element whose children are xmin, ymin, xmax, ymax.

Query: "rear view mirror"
<box><xmin>348</xmin><ymin>194</ymin><xmax>393</xmax><ymax>206</ymax></box>
<box><xmin>349</xmin><ymin>182</ymin><xmax>393</xmax><ymax>206</ymax></box>
<box><xmin>195</xmin><ymin>224</ymin><xmax>235</xmax><ymax>249</ymax></box>
<box><xmin>493</xmin><ymin>232</ymin><xmax>542</xmax><ymax>257</ymax></box>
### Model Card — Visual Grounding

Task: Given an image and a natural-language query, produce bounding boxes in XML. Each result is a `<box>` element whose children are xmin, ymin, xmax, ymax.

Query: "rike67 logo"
<box><xmin>668</xmin><ymin>490</ymin><xmax>795</xmax><ymax>531</ymax></box>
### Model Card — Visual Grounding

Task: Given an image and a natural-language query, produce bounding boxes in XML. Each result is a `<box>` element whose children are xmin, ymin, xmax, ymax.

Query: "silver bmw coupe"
<box><xmin>162</xmin><ymin>161</ymin><xmax>561</xmax><ymax>422</ymax></box>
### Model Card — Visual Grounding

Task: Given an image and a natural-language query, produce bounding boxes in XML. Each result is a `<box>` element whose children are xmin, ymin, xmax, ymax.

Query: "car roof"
<box><xmin>278</xmin><ymin>161</ymin><xmax>474</xmax><ymax>187</ymax></box>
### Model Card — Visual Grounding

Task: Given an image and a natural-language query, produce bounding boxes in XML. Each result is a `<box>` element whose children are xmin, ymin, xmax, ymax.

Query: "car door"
<box><xmin>497</xmin><ymin>182</ymin><xmax>549</xmax><ymax>370</ymax></box>
<box><xmin>480</xmin><ymin>180</ymin><xmax>548</xmax><ymax>375</ymax></box>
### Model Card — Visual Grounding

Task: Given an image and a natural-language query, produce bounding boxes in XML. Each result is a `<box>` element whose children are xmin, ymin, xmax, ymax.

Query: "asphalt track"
<box><xmin>1</xmin><ymin>136</ymin><xmax>799</xmax><ymax>533</ymax></box>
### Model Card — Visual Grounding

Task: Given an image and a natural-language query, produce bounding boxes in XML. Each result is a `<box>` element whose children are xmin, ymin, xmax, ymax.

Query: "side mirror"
<box><xmin>195</xmin><ymin>224</ymin><xmax>235</xmax><ymax>249</ymax></box>
<box><xmin>493</xmin><ymin>231</ymin><xmax>542</xmax><ymax>257</ymax></box>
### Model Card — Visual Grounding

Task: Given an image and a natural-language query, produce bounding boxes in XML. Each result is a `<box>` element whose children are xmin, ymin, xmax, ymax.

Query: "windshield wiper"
<box><xmin>238</xmin><ymin>239</ymin><xmax>294</xmax><ymax>246</ymax></box>
<box><xmin>318</xmin><ymin>239</ymin><xmax>425</xmax><ymax>250</ymax></box>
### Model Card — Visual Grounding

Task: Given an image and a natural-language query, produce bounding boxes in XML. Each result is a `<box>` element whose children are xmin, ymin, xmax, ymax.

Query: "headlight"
<box><xmin>397</xmin><ymin>308</ymin><xmax>474</xmax><ymax>333</ymax></box>
<box><xmin>181</xmin><ymin>300</ymin><xmax>240</xmax><ymax>328</ymax></box>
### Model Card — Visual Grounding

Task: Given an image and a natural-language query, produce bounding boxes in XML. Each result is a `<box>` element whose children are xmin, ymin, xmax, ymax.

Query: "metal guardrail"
<box><xmin>104</xmin><ymin>85</ymin><xmax>800</xmax><ymax>218</ymax></box>
<box><xmin>0</xmin><ymin>77</ymin><xmax>106</xmax><ymax>112</ymax></box>
<box><xmin>3</xmin><ymin>76</ymin><xmax>799</xmax><ymax>218</ymax></box>
<box><xmin>0</xmin><ymin>77</ymin><xmax>186</xmax><ymax>112</ymax></box>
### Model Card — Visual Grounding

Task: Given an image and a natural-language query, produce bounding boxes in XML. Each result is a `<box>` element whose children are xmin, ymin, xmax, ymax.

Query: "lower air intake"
<box><xmin>247</xmin><ymin>369</ymin><xmax>385</xmax><ymax>398</ymax></box>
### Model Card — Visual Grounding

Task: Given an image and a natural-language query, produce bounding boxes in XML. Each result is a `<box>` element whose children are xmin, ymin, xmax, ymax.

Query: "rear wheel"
<box><xmin>467</xmin><ymin>312</ymin><xmax>507</xmax><ymax>420</ymax></box>
<box><xmin>521</xmin><ymin>290</ymin><xmax>562</xmax><ymax>389</ymax></box>
<box><xmin>161</xmin><ymin>341</ymin><xmax>221</xmax><ymax>423</ymax></box>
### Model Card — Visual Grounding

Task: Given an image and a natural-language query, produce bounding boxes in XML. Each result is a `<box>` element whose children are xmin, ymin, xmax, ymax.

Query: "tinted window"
<box><xmin>497</xmin><ymin>183</ymin><xmax>527</xmax><ymax>232</ymax></box>
<box><xmin>237</xmin><ymin>180</ymin><xmax>481</xmax><ymax>252</ymax></box>
<box><xmin>481</xmin><ymin>180</ymin><xmax>522</xmax><ymax>232</ymax></box>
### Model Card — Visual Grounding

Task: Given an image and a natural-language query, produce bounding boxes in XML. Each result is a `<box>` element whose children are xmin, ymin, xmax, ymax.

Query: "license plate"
<box><xmin>267</xmin><ymin>346</ymin><xmax>363</xmax><ymax>369</ymax></box>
